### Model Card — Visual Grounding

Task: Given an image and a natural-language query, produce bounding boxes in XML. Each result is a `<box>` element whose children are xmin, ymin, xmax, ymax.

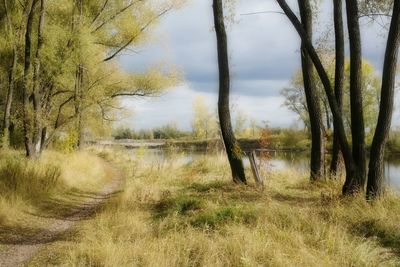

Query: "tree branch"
<box><xmin>92</xmin><ymin>0</ymin><xmax>141</xmax><ymax>33</ymax></box>
<box><xmin>103</xmin><ymin>6</ymin><xmax>172</xmax><ymax>62</ymax></box>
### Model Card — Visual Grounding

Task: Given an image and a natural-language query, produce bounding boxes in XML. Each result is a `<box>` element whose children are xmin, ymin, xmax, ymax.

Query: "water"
<box><xmin>129</xmin><ymin>148</ymin><xmax>400</xmax><ymax>192</ymax></box>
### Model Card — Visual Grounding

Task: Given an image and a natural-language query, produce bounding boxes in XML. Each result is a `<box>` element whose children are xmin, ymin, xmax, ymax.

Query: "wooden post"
<box><xmin>248</xmin><ymin>150</ymin><xmax>264</xmax><ymax>188</ymax></box>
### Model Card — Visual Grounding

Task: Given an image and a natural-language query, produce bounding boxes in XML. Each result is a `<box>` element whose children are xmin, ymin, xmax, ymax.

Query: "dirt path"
<box><xmin>0</xmin><ymin>167</ymin><xmax>123</xmax><ymax>267</ymax></box>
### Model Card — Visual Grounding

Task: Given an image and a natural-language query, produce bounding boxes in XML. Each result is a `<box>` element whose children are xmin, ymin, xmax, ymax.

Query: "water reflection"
<box><xmin>128</xmin><ymin>148</ymin><xmax>400</xmax><ymax>192</ymax></box>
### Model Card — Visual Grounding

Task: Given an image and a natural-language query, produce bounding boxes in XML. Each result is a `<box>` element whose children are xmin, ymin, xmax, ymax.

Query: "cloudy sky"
<box><xmin>117</xmin><ymin>0</ymin><xmax>394</xmax><ymax>131</ymax></box>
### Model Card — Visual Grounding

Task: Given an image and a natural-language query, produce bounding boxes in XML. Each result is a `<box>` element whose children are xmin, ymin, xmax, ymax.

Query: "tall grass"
<box><xmin>0</xmin><ymin>150</ymin><xmax>113</xmax><ymax>228</ymax></box>
<box><xmin>0</xmin><ymin>153</ymin><xmax>61</xmax><ymax>201</ymax></box>
<box><xmin>28</xmin><ymin>150</ymin><xmax>400</xmax><ymax>267</ymax></box>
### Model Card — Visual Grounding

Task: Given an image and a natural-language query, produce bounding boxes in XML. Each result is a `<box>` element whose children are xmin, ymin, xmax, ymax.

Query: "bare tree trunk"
<box><xmin>3</xmin><ymin>49</ymin><xmax>16</xmax><ymax>148</ymax></box>
<box><xmin>367</xmin><ymin>1</ymin><xmax>400</xmax><ymax>199</ymax></box>
<box><xmin>39</xmin><ymin>83</ymin><xmax>54</xmax><ymax>152</ymax></box>
<box><xmin>330</xmin><ymin>0</ymin><xmax>345</xmax><ymax>176</ymax></box>
<box><xmin>40</xmin><ymin>126</ymin><xmax>47</xmax><ymax>152</ymax></box>
<box><xmin>32</xmin><ymin>0</ymin><xmax>45</xmax><ymax>155</ymax></box>
<box><xmin>3</xmin><ymin>0</ymin><xmax>17</xmax><ymax>148</ymax></box>
<box><xmin>213</xmin><ymin>0</ymin><xmax>246</xmax><ymax>184</ymax></box>
<box><xmin>22</xmin><ymin>0</ymin><xmax>37</xmax><ymax>158</ymax></box>
<box><xmin>323</xmin><ymin>99</ymin><xmax>331</xmax><ymax>131</ymax></box>
<box><xmin>75</xmin><ymin>0</ymin><xmax>84</xmax><ymax>149</ymax></box>
<box><xmin>342</xmin><ymin>0</ymin><xmax>366</xmax><ymax>194</ymax></box>
<box><xmin>298</xmin><ymin>0</ymin><xmax>325</xmax><ymax>181</ymax></box>
<box><xmin>74</xmin><ymin>65</ymin><xmax>84</xmax><ymax>149</ymax></box>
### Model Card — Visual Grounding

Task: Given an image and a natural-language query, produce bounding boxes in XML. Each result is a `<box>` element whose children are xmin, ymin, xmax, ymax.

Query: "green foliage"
<box><xmin>192</xmin><ymin>96</ymin><xmax>219</xmax><ymax>139</ymax></box>
<box><xmin>0</xmin><ymin>0</ymin><xmax>181</xmax><ymax>153</ymax></box>
<box><xmin>153</xmin><ymin>123</ymin><xmax>190</xmax><ymax>139</ymax></box>
<box><xmin>281</xmin><ymin>58</ymin><xmax>381</xmax><ymax>140</ymax></box>
<box><xmin>386</xmin><ymin>129</ymin><xmax>400</xmax><ymax>153</ymax></box>
<box><xmin>52</xmin><ymin>131</ymin><xmax>78</xmax><ymax>152</ymax></box>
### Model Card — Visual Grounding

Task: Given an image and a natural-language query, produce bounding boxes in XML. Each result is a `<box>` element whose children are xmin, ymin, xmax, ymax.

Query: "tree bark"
<box><xmin>22</xmin><ymin>0</ymin><xmax>38</xmax><ymax>158</ymax></box>
<box><xmin>32</xmin><ymin>0</ymin><xmax>45</xmax><ymax>155</ymax></box>
<box><xmin>367</xmin><ymin>1</ymin><xmax>400</xmax><ymax>199</ymax></box>
<box><xmin>3</xmin><ymin>0</ymin><xmax>17</xmax><ymax>148</ymax></box>
<box><xmin>74</xmin><ymin>65</ymin><xmax>84</xmax><ymax>149</ymax></box>
<box><xmin>342</xmin><ymin>0</ymin><xmax>366</xmax><ymax>194</ymax></box>
<box><xmin>298</xmin><ymin>0</ymin><xmax>325</xmax><ymax>181</ymax></box>
<box><xmin>330</xmin><ymin>0</ymin><xmax>345</xmax><ymax>176</ymax></box>
<box><xmin>276</xmin><ymin>0</ymin><xmax>358</xmax><ymax>190</ymax></box>
<box><xmin>213</xmin><ymin>0</ymin><xmax>246</xmax><ymax>184</ymax></box>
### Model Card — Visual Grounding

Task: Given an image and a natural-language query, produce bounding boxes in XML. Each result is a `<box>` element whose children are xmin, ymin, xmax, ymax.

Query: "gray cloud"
<box><xmin>117</xmin><ymin>0</ymin><xmax>394</xmax><ymax>130</ymax></box>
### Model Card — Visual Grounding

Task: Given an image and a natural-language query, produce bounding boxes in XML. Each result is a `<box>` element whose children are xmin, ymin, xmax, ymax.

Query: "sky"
<box><xmin>117</xmin><ymin>0</ymin><xmax>395</xmax><ymax>131</ymax></box>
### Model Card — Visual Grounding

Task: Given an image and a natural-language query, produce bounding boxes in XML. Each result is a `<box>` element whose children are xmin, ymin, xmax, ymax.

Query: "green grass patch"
<box><xmin>191</xmin><ymin>206</ymin><xmax>259</xmax><ymax>229</ymax></box>
<box><xmin>153</xmin><ymin>195</ymin><xmax>204</xmax><ymax>218</ymax></box>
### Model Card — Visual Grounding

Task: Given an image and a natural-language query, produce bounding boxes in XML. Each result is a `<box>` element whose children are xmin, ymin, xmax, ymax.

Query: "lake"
<box><xmin>128</xmin><ymin>148</ymin><xmax>400</xmax><ymax>192</ymax></box>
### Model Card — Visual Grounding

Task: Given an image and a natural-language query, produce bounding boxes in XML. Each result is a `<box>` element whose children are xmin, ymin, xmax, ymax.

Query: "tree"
<box><xmin>276</xmin><ymin>0</ymin><xmax>359</xmax><ymax>195</ymax></box>
<box><xmin>298</xmin><ymin>0</ymin><xmax>325</xmax><ymax>181</ymax></box>
<box><xmin>213</xmin><ymin>0</ymin><xmax>246</xmax><ymax>184</ymax></box>
<box><xmin>0</xmin><ymin>0</ymin><xmax>180</xmax><ymax>156</ymax></box>
<box><xmin>282</xmin><ymin>60</ymin><xmax>381</xmax><ymax>140</ymax></box>
<box><xmin>1</xmin><ymin>0</ymin><xmax>19</xmax><ymax>148</ymax></box>
<box><xmin>234</xmin><ymin>110</ymin><xmax>247</xmax><ymax>137</ymax></box>
<box><xmin>192</xmin><ymin>96</ymin><xmax>217</xmax><ymax>139</ymax></box>
<box><xmin>367</xmin><ymin>0</ymin><xmax>400</xmax><ymax>199</ymax></box>
<box><xmin>276</xmin><ymin>0</ymin><xmax>399</xmax><ymax>197</ymax></box>
<box><xmin>331</xmin><ymin>0</ymin><xmax>345</xmax><ymax>176</ymax></box>
<box><xmin>22</xmin><ymin>0</ymin><xmax>38</xmax><ymax>158</ymax></box>
<box><xmin>342</xmin><ymin>0</ymin><xmax>366</xmax><ymax>194</ymax></box>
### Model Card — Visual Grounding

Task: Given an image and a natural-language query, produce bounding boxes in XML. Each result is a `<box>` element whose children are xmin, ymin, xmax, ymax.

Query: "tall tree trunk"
<box><xmin>32</xmin><ymin>0</ymin><xmax>45</xmax><ymax>155</ymax></box>
<box><xmin>40</xmin><ymin>126</ymin><xmax>47</xmax><ymax>153</ymax></box>
<box><xmin>342</xmin><ymin>0</ymin><xmax>366</xmax><ymax>194</ymax></box>
<box><xmin>275</xmin><ymin>0</ymin><xmax>358</xmax><ymax>190</ymax></box>
<box><xmin>324</xmin><ymin>99</ymin><xmax>331</xmax><ymax>131</ymax></box>
<box><xmin>75</xmin><ymin>0</ymin><xmax>84</xmax><ymax>149</ymax></box>
<box><xmin>3</xmin><ymin>0</ymin><xmax>17</xmax><ymax>148</ymax></box>
<box><xmin>22</xmin><ymin>0</ymin><xmax>37</xmax><ymax>158</ymax></box>
<box><xmin>74</xmin><ymin>65</ymin><xmax>84</xmax><ymax>149</ymax></box>
<box><xmin>213</xmin><ymin>0</ymin><xmax>246</xmax><ymax>184</ymax></box>
<box><xmin>3</xmin><ymin>48</ymin><xmax>16</xmax><ymax>148</ymax></box>
<box><xmin>367</xmin><ymin>1</ymin><xmax>400</xmax><ymax>199</ymax></box>
<box><xmin>298</xmin><ymin>0</ymin><xmax>325</xmax><ymax>181</ymax></box>
<box><xmin>330</xmin><ymin>0</ymin><xmax>345</xmax><ymax>176</ymax></box>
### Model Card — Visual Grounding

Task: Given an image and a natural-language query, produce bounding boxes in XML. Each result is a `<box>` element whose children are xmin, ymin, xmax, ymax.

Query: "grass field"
<box><xmin>0</xmin><ymin>149</ymin><xmax>115</xmax><ymax>252</ymax></box>
<box><xmin>24</xmin><ymin>149</ymin><xmax>400</xmax><ymax>267</ymax></box>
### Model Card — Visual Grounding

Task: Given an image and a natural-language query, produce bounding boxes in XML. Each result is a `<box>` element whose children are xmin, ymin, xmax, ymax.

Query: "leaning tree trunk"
<box><xmin>330</xmin><ymin>0</ymin><xmax>345</xmax><ymax>176</ymax></box>
<box><xmin>342</xmin><ymin>0</ymin><xmax>366</xmax><ymax>194</ymax></box>
<box><xmin>367</xmin><ymin>1</ymin><xmax>400</xmax><ymax>199</ymax></box>
<box><xmin>212</xmin><ymin>0</ymin><xmax>246</xmax><ymax>184</ymax></box>
<box><xmin>22</xmin><ymin>0</ymin><xmax>37</xmax><ymax>158</ymax></box>
<box><xmin>298</xmin><ymin>0</ymin><xmax>325</xmax><ymax>181</ymax></box>
<box><xmin>275</xmin><ymin>0</ymin><xmax>358</xmax><ymax>190</ymax></box>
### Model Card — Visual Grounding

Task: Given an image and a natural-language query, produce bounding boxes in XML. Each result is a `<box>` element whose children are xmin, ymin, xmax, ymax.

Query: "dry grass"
<box><xmin>0</xmin><ymin>149</ymin><xmax>114</xmax><ymax>249</ymax></box>
<box><xmin>27</xmin><ymin>149</ymin><xmax>400</xmax><ymax>267</ymax></box>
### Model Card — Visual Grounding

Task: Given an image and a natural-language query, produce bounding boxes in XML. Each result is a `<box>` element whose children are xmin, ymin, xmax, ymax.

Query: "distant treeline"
<box><xmin>113</xmin><ymin>125</ymin><xmax>400</xmax><ymax>153</ymax></box>
<box><xmin>113</xmin><ymin>125</ymin><xmax>191</xmax><ymax>140</ymax></box>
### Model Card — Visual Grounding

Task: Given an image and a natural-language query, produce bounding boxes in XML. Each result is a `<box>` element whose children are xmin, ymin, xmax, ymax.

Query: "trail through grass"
<box><xmin>25</xmin><ymin>149</ymin><xmax>400</xmax><ymax>267</ymax></box>
<box><xmin>0</xmin><ymin>149</ymin><xmax>120</xmax><ymax>261</ymax></box>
